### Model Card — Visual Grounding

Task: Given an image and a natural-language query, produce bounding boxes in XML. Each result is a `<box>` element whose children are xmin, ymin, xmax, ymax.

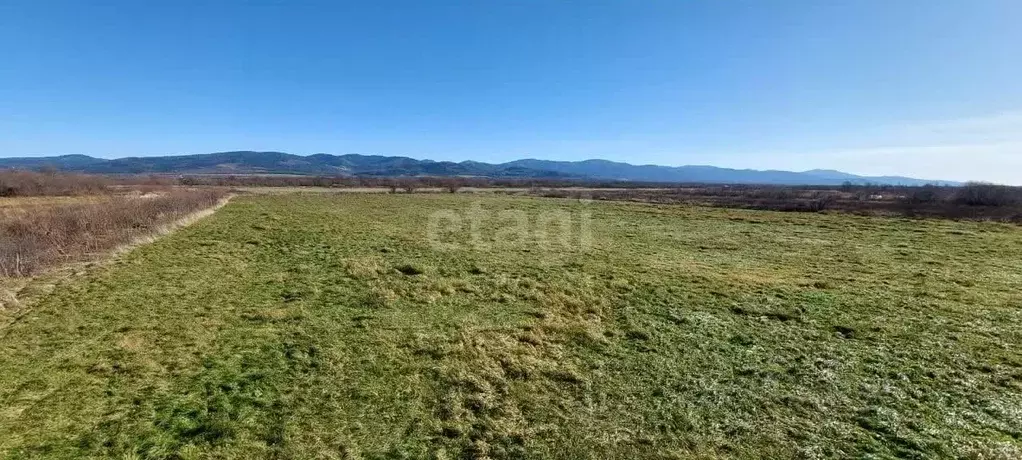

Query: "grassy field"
<box><xmin>1</xmin><ymin>193</ymin><xmax>1020</xmax><ymax>459</ymax></box>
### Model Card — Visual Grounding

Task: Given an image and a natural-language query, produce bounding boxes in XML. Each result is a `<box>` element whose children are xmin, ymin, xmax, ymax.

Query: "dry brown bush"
<box><xmin>0</xmin><ymin>169</ymin><xmax>112</xmax><ymax>197</ymax></box>
<box><xmin>528</xmin><ymin>184</ymin><xmax>1022</xmax><ymax>222</ymax></box>
<box><xmin>0</xmin><ymin>189</ymin><xmax>227</xmax><ymax>277</ymax></box>
<box><xmin>952</xmin><ymin>182</ymin><xmax>1022</xmax><ymax>207</ymax></box>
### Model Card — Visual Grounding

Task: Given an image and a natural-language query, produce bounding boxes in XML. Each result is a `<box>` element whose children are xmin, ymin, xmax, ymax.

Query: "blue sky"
<box><xmin>1</xmin><ymin>0</ymin><xmax>1020</xmax><ymax>183</ymax></box>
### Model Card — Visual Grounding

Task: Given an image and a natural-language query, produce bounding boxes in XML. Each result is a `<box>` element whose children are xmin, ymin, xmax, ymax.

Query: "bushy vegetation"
<box><xmin>530</xmin><ymin>182</ymin><xmax>1022</xmax><ymax>222</ymax></box>
<box><xmin>0</xmin><ymin>168</ymin><xmax>183</xmax><ymax>197</ymax></box>
<box><xmin>0</xmin><ymin>169</ymin><xmax>112</xmax><ymax>197</ymax></box>
<box><xmin>1</xmin><ymin>194</ymin><xmax>1019</xmax><ymax>458</ymax></box>
<box><xmin>0</xmin><ymin>189</ymin><xmax>227</xmax><ymax>276</ymax></box>
<box><xmin>952</xmin><ymin>182</ymin><xmax>1022</xmax><ymax>206</ymax></box>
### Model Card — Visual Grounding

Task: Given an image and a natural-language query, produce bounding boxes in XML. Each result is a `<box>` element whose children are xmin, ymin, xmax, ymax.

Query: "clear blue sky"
<box><xmin>2</xmin><ymin>1</ymin><xmax>1020</xmax><ymax>183</ymax></box>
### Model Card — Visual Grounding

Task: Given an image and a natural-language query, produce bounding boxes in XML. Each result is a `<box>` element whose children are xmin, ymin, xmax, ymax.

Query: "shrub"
<box><xmin>906</xmin><ymin>187</ymin><xmax>941</xmax><ymax>204</ymax></box>
<box><xmin>952</xmin><ymin>183</ymin><xmax>1022</xmax><ymax>207</ymax></box>
<box><xmin>804</xmin><ymin>196</ymin><xmax>836</xmax><ymax>212</ymax></box>
<box><xmin>0</xmin><ymin>189</ymin><xmax>227</xmax><ymax>277</ymax></box>
<box><xmin>0</xmin><ymin>169</ymin><xmax>111</xmax><ymax>197</ymax></box>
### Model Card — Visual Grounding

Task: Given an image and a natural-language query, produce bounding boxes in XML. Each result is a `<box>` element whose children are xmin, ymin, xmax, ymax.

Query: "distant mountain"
<box><xmin>0</xmin><ymin>151</ymin><xmax>958</xmax><ymax>186</ymax></box>
<box><xmin>0</xmin><ymin>154</ymin><xmax>108</xmax><ymax>170</ymax></box>
<box><xmin>500</xmin><ymin>159</ymin><xmax>955</xmax><ymax>186</ymax></box>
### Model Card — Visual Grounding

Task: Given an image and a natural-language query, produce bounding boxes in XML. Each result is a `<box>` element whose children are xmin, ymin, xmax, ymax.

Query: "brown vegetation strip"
<box><xmin>0</xmin><ymin>189</ymin><xmax>228</xmax><ymax>277</ymax></box>
<box><xmin>528</xmin><ymin>182</ymin><xmax>1022</xmax><ymax>222</ymax></box>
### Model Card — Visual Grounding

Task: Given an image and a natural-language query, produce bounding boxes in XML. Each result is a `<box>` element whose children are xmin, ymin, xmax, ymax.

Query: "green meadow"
<box><xmin>1</xmin><ymin>193</ymin><xmax>1020</xmax><ymax>459</ymax></box>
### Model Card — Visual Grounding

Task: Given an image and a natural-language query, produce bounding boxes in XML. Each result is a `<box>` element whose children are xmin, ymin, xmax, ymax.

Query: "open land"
<box><xmin>1</xmin><ymin>193</ymin><xmax>1020</xmax><ymax>458</ymax></box>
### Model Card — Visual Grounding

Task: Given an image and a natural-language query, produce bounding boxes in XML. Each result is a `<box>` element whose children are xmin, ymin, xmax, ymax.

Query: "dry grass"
<box><xmin>0</xmin><ymin>189</ymin><xmax>228</xmax><ymax>277</ymax></box>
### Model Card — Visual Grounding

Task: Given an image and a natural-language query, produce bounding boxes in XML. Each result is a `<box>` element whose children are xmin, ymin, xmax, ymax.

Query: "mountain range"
<box><xmin>0</xmin><ymin>152</ymin><xmax>957</xmax><ymax>186</ymax></box>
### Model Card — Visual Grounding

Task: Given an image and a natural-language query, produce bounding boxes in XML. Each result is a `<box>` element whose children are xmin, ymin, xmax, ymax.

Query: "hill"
<box><xmin>0</xmin><ymin>151</ymin><xmax>957</xmax><ymax>185</ymax></box>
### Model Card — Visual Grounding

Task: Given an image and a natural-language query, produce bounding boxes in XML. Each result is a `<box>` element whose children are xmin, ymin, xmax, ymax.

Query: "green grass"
<box><xmin>1</xmin><ymin>193</ymin><xmax>1021</xmax><ymax>459</ymax></box>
